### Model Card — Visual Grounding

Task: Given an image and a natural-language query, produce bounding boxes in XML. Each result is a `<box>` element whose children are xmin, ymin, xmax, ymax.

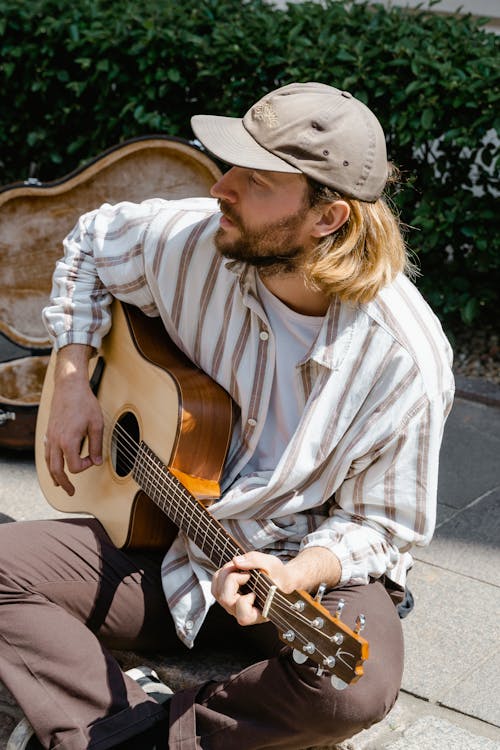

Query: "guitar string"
<box><xmin>104</xmin><ymin>415</ymin><xmax>349</xmax><ymax>630</ymax></box>
<box><xmin>97</xmin><ymin>413</ymin><xmax>356</xmax><ymax>670</ymax></box>
<box><xmin>104</xmin><ymin>415</ymin><xmax>330</xmax><ymax>616</ymax></box>
<box><xmin>104</xmin><ymin>416</ymin><xmax>302</xmax><ymax>610</ymax></box>
<box><xmin>103</xmin><ymin>417</ymin><xmax>355</xmax><ymax>673</ymax></box>
<box><xmin>107</xmin><ymin>418</ymin><xmax>310</xmax><ymax>624</ymax></box>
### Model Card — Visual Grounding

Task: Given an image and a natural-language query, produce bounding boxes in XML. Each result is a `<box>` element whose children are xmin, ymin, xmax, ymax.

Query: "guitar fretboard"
<box><xmin>130</xmin><ymin>441</ymin><xmax>366</xmax><ymax>687</ymax></box>
<box><xmin>133</xmin><ymin>441</ymin><xmax>270</xmax><ymax>609</ymax></box>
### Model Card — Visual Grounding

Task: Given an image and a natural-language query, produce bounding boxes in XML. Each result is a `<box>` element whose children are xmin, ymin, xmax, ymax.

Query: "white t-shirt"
<box><xmin>242</xmin><ymin>275</ymin><xmax>324</xmax><ymax>474</ymax></box>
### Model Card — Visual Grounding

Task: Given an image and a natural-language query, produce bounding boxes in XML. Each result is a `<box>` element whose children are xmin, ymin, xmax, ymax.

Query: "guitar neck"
<box><xmin>135</xmin><ymin>442</ymin><xmax>240</xmax><ymax>564</ymax></box>
<box><xmin>134</xmin><ymin>442</ymin><xmax>280</xmax><ymax>614</ymax></box>
<box><xmin>133</xmin><ymin>442</ymin><xmax>367</xmax><ymax>687</ymax></box>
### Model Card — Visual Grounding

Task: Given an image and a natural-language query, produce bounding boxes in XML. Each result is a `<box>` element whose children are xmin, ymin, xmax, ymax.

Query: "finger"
<box><xmin>234</xmin><ymin>592</ymin><xmax>265</xmax><ymax>626</ymax></box>
<box><xmin>87</xmin><ymin>420</ymin><xmax>104</xmax><ymax>466</ymax></box>
<box><xmin>233</xmin><ymin>551</ymin><xmax>272</xmax><ymax>573</ymax></box>
<box><xmin>63</xmin><ymin>434</ymin><xmax>92</xmax><ymax>475</ymax></box>
<box><xmin>211</xmin><ymin>560</ymin><xmax>241</xmax><ymax>596</ymax></box>
<box><xmin>47</xmin><ymin>446</ymin><xmax>75</xmax><ymax>496</ymax></box>
<box><xmin>213</xmin><ymin>569</ymin><xmax>250</xmax><ymax>612</ymax></box>
<box><xmin>211</xmin><ymin>562</ymin><xmax>232</xmax><ymax>597</ymax></box>
<box><xmin>218</xmin><ymin>571</ymin><xmax>250</xmax><ymax>608</ymax></box>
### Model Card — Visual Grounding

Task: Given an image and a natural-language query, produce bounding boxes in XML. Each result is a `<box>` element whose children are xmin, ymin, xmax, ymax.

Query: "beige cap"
<box><xmin>191</xmin><ymin>82</ymin><xmax>388</xmax><ymax>202</ymax></box>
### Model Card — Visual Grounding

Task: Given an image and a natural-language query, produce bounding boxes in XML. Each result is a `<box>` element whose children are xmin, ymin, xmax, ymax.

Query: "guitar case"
<box><xmin>0</xmin><ymin>136</ymin><xmax>222</xmax><ymax>450</ymax></box>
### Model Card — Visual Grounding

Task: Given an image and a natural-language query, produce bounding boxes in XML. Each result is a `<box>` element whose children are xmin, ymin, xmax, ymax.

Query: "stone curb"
<box><xmin>454</xmin><ymin>374</ymin><xmax>500</xmax><ymax>408</ymax></box>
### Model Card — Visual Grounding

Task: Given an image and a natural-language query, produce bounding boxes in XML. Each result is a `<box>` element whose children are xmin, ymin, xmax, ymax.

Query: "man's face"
<box><xmin>210</xmin><ymin>167</ymin><xmax>317</xmax><ymax>275</ymax></box>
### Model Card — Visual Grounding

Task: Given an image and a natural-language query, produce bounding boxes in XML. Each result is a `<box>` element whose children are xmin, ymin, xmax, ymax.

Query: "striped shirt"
<box><xmin>43</xmin><ymin>197</ymin><xmax>455</xmax><ymax>646</ymax></box>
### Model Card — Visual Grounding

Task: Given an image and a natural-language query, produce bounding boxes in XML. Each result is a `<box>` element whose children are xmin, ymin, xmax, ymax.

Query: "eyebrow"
<box><xmin>253</xmin><ymin>169</ymin><xmax>298</xmax><ymax>187</ymax></box>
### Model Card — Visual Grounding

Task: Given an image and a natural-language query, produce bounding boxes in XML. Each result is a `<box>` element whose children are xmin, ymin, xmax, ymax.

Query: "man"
<box><xmin>1</xmin><ymin>82</ymin><xmax>454</xmax><ymax>750</ymax></box>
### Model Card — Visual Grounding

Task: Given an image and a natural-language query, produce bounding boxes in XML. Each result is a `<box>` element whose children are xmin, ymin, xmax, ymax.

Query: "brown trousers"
<box><xmin>0</xmin><ymin>518</ymin><xmax>404</xmax><ymax>750</ymax></box>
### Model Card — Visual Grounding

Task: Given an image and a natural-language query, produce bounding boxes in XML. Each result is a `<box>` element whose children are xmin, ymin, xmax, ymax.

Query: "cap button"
<box><xmin>341</xmin><ymin>91</ymin><xmax>352</xmax><ymax>99</ymax></box>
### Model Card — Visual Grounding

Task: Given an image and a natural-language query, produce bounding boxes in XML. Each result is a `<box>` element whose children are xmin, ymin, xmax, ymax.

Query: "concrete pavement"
<box><xmin>1</xmin><ymin>390</ymin><xmax>499</xmax><ymax>749</ymax></box>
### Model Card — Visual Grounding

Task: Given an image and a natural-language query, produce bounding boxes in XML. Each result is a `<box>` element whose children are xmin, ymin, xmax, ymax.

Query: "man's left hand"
<box><xmin>211</xmin><ymin>551</ymin><xmax>289</xmax><ymax>626</ymax></box>
<box><xmin>211</xmin><ymin>547</ymin><xmax>341</xmax><ymax>626</ymax></box>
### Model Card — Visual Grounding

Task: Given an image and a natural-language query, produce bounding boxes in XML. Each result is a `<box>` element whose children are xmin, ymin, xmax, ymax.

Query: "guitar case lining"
<box><xmin>0</xmin><ymin>136</ymin><xmax>221</xmax><ymax>449</ymax></box>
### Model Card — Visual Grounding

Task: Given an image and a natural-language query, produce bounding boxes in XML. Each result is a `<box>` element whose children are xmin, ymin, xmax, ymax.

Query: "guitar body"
<box><xmin>35</xmin><ymin>301</ymin><xmax>234</xmax><ymax>550</ymax></box>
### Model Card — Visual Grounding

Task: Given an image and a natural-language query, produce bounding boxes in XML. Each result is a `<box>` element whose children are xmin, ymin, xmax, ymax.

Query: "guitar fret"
<box><xmin>129</xmin><ymin>442</ymin><xmax>366</xmax><ymax>686</ymax></box>
<box><xmin>249</xmin><ymin>570</ymin><xmax>268</xmax><ymax>609</ymax></box>
<box><xmin>134</xmin><ymin>444</ymin><xmax>289</xmax><ymax>616</ymax></box>
<box><xmin>133</xmin><ymin>442</ymin><xmax>242</xmax><ymax>567</ymax></box>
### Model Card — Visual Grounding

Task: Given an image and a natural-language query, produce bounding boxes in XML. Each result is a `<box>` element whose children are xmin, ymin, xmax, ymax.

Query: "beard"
<box><xmin>214</xmin><ymin>200</ymin><xmax>311</xmax><ymax>276</ymax></box>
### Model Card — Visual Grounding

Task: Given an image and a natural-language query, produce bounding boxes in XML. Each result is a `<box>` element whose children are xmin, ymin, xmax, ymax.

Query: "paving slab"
<box><xmin>0</xmin><ymin>450</ymin><xmax>63</xmax><ymax>523</ymax></box>
<box><xmin>385</xmin><ymin>716</ymin><xmax>500</xmax><ymax>750</ymax></box>
<box><xmin>401</xmin><ymin>561</ymin><xmax>500</xmax><ymax>722</ymax></box>
<box><xmin>335</xmin><ymin>692</ymin><xmax>500</xmax><ymax>749</ymax></box>
<box><xmin>455</xmin><ymin>375</ymin><xmax>500</xmax><ymax>409</ymax></box>
<box><xmin>435</xmin><ymin>501</ymin><xmax>458</xmax><ymax>526</ymax></box>
<box><xmin>415</xmin><ymin>488</ymin><xmax>500</xmax><ymax>584</ymax></box>
<box><xmin>438</xmin><ymin>399</ymin><xmax>500</xmax><ymax>509</ymax></box>
<box><xmin>439</xmin><ymin>647</ymin><xmax>500</xmax><ymax>727</ymax></box>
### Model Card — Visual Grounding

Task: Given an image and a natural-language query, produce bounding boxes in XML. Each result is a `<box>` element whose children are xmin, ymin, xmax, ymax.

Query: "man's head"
<box><xmin>207</xmin><ymin>166</ymin><xmax>350</xmax><ymax>277</ymax></box>
<box><xmin>191</xmin><ymin>81</ymin><xmax>388</xmax><ymax>203</ymax></box>
<box><xmin>192</xmin><ymin>82</ymin><xmax>411</xmax><ymax>303</ymax></box>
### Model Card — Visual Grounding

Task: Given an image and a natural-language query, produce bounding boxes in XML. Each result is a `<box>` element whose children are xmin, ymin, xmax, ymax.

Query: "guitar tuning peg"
<box><xmin>314</xmin><ymin>582</ymin><xmax>327</xmax><ymax>603</ymax></box>
<box><xmin>354</xmin><ymin>614</ymin><xmax>366</xmax><ymax>634</ymax></box>
<box><xmin>331</xmin><ymin>675</ymin><xmax>349</xmax><ymax>691</ymax></box>
<box><xmin>335</xmin><ymin>598</ymin><xmax>345</xmax><ymax>619</ymax></box>
<box><xmin>292</xmin><ymin>648</ymin><xmax>308</xmax><ymax>665</ymax></box>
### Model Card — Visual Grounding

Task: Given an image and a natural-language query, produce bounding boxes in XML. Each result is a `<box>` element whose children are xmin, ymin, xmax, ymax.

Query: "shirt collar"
<box><xmin>225</xmin><ymin>259</ymin><xmax>358</xmax><ymax>371</ymax></box>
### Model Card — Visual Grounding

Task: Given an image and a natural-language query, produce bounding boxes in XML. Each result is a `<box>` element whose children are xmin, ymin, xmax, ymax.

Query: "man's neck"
<box><xmin>258</xmin><ymin>271</ymin><xmax>330</xmax><ymax>316</ymax></box>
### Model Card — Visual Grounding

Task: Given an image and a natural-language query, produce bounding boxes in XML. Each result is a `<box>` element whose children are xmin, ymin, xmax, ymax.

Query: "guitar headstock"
<box><xmin>269</xmin><ymin>586</ymin><xmax>369</xmax><ymax>688</ymax></box>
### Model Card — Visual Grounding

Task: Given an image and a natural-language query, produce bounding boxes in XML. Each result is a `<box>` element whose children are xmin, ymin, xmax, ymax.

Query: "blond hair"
<box><xmin>305</xmin><ymin>173</ymin><xmax>416</xmax><ymax>304</ymax></box>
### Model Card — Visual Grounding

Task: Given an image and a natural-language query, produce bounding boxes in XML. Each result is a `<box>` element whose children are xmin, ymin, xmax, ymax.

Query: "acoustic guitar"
<box><xmin>35</xmin><ymin>301</ymin><xmax>369</xmax><ymax>688</ymax></box>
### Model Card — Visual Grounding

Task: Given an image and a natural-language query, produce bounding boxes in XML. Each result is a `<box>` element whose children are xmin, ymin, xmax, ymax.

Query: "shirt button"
<box><xmin>247</xmin><ymin>418</ymin><xmax>257</xmax><ymax>427</ymax></box>
<box><xmin>259</xmin><ymin>330</ymin><xmax>269</xmax><ymax>341</ymax></box>
<box><xmin>185</xmin><ymin>619</ymin><xmax>194</xmax><ymax>631</ymax></box>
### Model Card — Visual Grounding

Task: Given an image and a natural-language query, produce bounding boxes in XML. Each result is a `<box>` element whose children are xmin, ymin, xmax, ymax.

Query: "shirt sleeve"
<box><xmin>42</xmin><ymin>199</ymin><xmax>164</xmax><ymax>351</ymax></box>
<box><xmin>300</xmin><ymin>389</ymin><xmax>453</xmax><ymax>586</ymax></box>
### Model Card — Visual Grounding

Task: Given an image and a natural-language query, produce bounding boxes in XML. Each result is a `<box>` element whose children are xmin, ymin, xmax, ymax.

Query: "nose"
<box><xmin>210</xmin><ymin>167</ymin><xmax>238</xmax><ymax>203</ymax></box>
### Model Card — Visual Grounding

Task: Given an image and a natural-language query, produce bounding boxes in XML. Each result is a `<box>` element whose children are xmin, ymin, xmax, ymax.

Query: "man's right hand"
<box><xmin>44</xmin><ymin>344</ymin><xmax>104</xmax><ymax>496</ymax></box>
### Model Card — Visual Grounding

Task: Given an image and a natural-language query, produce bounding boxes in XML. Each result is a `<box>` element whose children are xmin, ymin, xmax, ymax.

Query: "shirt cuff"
<box><xmin>300</xmin><ymin>528</ymin><xmax>380</xmax><ymax>586</ymax></box>
<box><xmin>51</xmin><ymin>330</ymin><xmax>102</xmax><ymax>351</ymax></box>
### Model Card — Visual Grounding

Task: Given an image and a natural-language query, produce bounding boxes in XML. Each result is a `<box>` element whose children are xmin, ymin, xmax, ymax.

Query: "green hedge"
<box><xmin>1</xmin><ymin>0</ymin><xmax>499</xmax><ymax>330</ymax></box>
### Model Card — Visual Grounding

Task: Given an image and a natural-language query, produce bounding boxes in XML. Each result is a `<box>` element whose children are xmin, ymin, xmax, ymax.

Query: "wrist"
<box><xmin>55</xmin><ymin>344</ymin><xmax>94</xmax><ymax>384</ymax></box>
<box><xmin>285</xmin><ymin>547</ymin><xmax>341</xmax><ymax>593</ymax></box>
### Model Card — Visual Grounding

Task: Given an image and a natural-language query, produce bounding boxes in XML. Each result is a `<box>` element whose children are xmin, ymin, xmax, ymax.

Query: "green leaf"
<box><xmin>461</xmin><ymin>298</ymin><xmax>478</xmax><ymax>325</ymax></box>
<box><xmin>167</xmin><ymin>68</ymin><xmax>181</xmax><ymax>83</ymax></box>
<box><xmin>421</xmin><ymin>108</ymin><xmax>434</xmax><ymax>129</ymax></box>
<box><xmin>336</xmin><ymin>49</ymin><xmax>356</xmax><ymax>62</ymax></box>
<box><xmin>69</xmin><ymin>24</ymin><xmax>79</xmax><ymax>42</ymax></box>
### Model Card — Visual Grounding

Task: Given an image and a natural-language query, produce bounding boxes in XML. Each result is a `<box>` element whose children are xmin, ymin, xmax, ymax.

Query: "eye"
<box><xmin>249</xmin><ymin>171</ymin><xmax>267</xmax><ymax>187</ymax></box>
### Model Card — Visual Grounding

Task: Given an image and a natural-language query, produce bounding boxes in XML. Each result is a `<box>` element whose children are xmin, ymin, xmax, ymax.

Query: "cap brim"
<box><xmin>191</xmin><ymin>114</ymin><xmax>301</xmax><ymax>174</ymax></box>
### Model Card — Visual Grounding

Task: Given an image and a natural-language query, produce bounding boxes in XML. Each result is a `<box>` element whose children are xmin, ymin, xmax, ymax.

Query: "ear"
<box><xmin>310</xmin><ymin>200</ymin><xmax>350</xmax><ymax>239</ymax></box>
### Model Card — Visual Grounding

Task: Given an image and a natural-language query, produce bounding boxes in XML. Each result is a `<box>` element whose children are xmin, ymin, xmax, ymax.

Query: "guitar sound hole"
<box><xmin>111</xmin><ymin>411</ymin><xmax>140</xmax><ymax>477</ymax></box>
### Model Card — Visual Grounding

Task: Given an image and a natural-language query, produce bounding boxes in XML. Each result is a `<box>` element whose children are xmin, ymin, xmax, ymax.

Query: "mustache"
<box><xmin>218</xmin><ymin>200</ymin><xmax>242</xmax><ymax>228</ymax></box>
